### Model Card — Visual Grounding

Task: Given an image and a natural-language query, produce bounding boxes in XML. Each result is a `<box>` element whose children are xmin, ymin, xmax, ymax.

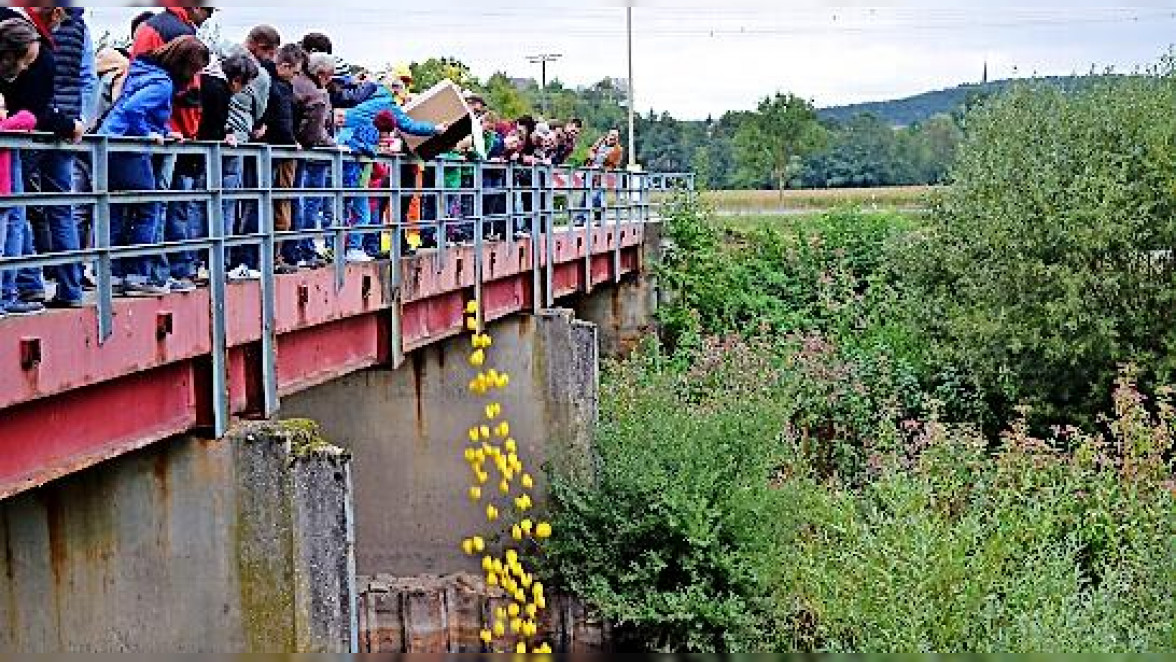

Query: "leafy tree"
<box><xmin>484</xmin><ymin>72</ymin><xmax>533</xmax><ymax>120</ymax></box>
<box><xmin>734</xmin><ymin>93</ymin><xmax>827</xmax><ymax>193</ymax></box>
<box><xmin>904</xmin><ymin>71</ymin><xmax>1176</xmax><ymax>427</ymax></box>
<box><xmin>408</xmin><ymin>56</ymin><xmax>480</xmax><ymax>91</ymax></box>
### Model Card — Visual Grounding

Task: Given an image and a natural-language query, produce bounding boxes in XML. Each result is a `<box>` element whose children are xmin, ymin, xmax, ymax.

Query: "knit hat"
<box><xmin>374</xmin><ymin>110</ymin><xmax>399</xmax><ymax>133</ymax></box>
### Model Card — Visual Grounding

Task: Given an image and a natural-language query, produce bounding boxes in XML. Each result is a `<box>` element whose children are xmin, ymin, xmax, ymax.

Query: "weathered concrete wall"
<box><xmin>280</xmin><ymin>309</ymin><xmax>599</xmax><ymax>578</ymax></box>
<box><xmin>572</xmin><ymin>221</ymin><xmax>663</xmax><ymax>358</ymax></box>
<box><xmin>0</xmin><ymin>421</ymin><xmax>354</xmax><ymax>653</ymax></box>
<box><xmin>356</xmin><ymin>574</ymin><xmax>609</xmax><ymax>653</ymax></box>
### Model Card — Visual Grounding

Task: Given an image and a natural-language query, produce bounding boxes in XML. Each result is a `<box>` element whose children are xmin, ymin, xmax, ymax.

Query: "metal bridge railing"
<box><xmin>0</xmin><ymin>132</ymin><xmax>694</xmax><ymax>434</ymax></box>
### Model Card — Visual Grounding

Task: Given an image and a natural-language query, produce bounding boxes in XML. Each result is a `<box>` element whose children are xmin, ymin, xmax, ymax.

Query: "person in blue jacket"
<box><xmin>98</xmin><ymin>35</ymin><xmax>210</xmax><ymax>297</ymax></box>
<box><xmin>336</xmin><ymin>82</ymin><xmax>447</xmax><ymax>262</ymax></box>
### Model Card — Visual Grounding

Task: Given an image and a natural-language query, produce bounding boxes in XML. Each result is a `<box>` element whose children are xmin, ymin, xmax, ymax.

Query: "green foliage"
<box><xmin>545</xmin><ymin>340</ymin><xmax>791</xmax><ymax>652</ymax></box>
<box><xmin>800</xmin><ymin>114</ymin><xmax>964</xmax><ymax>189</ymax></box>
<box><xmin>774</xmin><ymin>373</ymin><xmax>1176</xmax><ymax>652</ymax></box>
<box><xmin>734</xmin><ymin>93</ymin><xmax>827</xmax><ymax>191</ymax></box>
<box><xmin>903</xmin><ymin>69</ymin><xmax>1176</xmax><ymax>427</ymax></box>
<box><xmin>546</xmin><ymin>330</ymin><xmax>1176</xmax><ymax>651</ymax></box>
<box><xmin>408</xmin><ymin>57</ymin><xmax>480</xmax><ymax>92</ymax></box>
<box><xmin>658</xmin><ymin>191</ymin><xmax>917</xmax><ymax>349</ymax></box>
<box><xmin>483</xmin><ymin>72</ymin><xmax>533</xmax><ymax>120</ymax></box>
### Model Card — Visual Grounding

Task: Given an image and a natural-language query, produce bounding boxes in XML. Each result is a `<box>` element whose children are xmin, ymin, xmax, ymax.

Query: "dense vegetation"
<box><xmin>541</xmin><ymin>68</ymin><xmax>1176</xmax><ymax>652</ymax></box>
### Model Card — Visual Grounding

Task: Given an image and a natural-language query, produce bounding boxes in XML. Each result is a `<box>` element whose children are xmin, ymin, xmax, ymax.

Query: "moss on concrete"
<box><xmin>237</xmin><ymin>420</ymin><xmax>350</xmax><ymax>463</ymax></box>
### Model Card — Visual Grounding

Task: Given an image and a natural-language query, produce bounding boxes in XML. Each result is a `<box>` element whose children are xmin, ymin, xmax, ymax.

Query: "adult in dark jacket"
<box><xmin>0</xmin><ymin>7</ymin><xmax>86</xmax><ymax>310</ymax></box>
<box><xmin>288</xmin><ymin>52</ymin><xmax>337</xmax><ymax>267</ymax></box>
<box><xmin>260</xmin><ymin>44</ymin><xmax>305</xmax><ymax>272</ymax></box>
<box><xmin>196</xmin><ymin>52</ymin><xmax>259</xmax><ymax>275</ymax></box>
<box><xmin>99</xmin><ymin>36</ymin><xmax>210</xmax><ymax>297</ymax></box>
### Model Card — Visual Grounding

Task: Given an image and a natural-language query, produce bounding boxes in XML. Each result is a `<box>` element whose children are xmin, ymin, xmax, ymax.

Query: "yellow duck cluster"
<box><xmin>460</xmin><ymin>300</ymin><xmax>555</xmax><ymax>655</ymax></box>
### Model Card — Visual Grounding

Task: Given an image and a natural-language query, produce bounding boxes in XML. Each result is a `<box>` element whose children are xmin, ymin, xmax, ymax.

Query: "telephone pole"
<box><xmin>626</xmin><ymin>4</ymin><xmax>637</xmax><ymax>168</ymax></box>
<box><xmin>526</xmin><ymin>53</ymin><xmax>563</xmax><ymax>115</ymax></box>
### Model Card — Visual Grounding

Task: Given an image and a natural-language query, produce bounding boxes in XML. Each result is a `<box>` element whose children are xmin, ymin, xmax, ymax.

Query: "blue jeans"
<box><xmin>155</xmin><ymin>156</ymin><xmax>203</xmax><ymax>280</ymax></box>
<box><xmin>222</xmin><ymin>154</ymin><xmax>242</xmax><ymax>237</ymax></box>
<box><xmin>110</xmin><ymin>153</ymin><xmax>166</xmax><ymax>285</ymax></box>
<box><xmin>1</xmin><ymin>153</ymin><xmax>24</xmax><ymax>306</ymax></box>
<box><xmin>233</xmin><ymin>156</ymin><xmax>260</xmax><ymax>270</ymax></box>
<box><xmin>290</xmin><ymin>161</ymin><xmax>331</xmax><ymax>263</ymax></box>
<box><xmin>171</xmin><ymin>173</ymin><xmax>205</xmax><ymax>279</ymax></box>
<box><xmin>344</xmin><ymin>160</ymin><xmax>372</xmax><ymax>254</ymax></box>
<box><xmin>16</xmin><ymin>150</ymin><xmax>83</xmax><ymax>302</ymax></box>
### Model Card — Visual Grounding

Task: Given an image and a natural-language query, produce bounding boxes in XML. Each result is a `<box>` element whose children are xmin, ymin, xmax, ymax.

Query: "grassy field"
<box><xmin>701</xmin><ymin>185</ymin><xmax>940</xmax><ymax>213</ymax></box>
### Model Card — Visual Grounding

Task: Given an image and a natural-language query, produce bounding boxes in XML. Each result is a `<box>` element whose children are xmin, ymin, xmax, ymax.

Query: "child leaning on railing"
<box><xmin>0</xmin><ymin>94</ymin><xmax>36</xmax><ymax>196</ymax></box>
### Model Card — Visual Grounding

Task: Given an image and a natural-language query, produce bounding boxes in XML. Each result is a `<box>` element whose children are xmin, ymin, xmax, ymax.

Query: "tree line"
<box><xmin>401</xmin><ymin>56</ymin><xmax>973</xmax><ymax>190</ymax></box>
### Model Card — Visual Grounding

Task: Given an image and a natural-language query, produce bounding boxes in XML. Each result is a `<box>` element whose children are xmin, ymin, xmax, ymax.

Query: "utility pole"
<box><xmin>626</xmin><ymin>4</ymin><xmax>637</xmax><ymax>168</ymax></box>
<box><xmin>526</xmin><ymin>53</ymin><xmax>563</xmax><ymax>115</ymax></box>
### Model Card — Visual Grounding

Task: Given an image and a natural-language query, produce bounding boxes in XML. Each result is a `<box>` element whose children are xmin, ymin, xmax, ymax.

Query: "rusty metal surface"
<box><xmin>355</xmin><ymin>574</ymin><xmax>609</xmax><ymax>653</ymax></box>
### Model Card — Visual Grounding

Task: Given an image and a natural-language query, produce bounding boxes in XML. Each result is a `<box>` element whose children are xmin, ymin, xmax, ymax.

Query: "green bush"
<box><xmin>546</xmin><ymin>334</ymin><xmax>1176</xmax><ymax>652</ymax></box>
<box><xmin>544</xmin><ymin>338</ymin><xmax>791</xmax><ymax>652</ymax></box>
<box><xmin>903</xmin><ymin>68</ymin><xmax>1176</xmax><ymax>427</ymax></box>
<box><xmin>659</xmin><ymin>194</ymin><xmax>918</xmax><ymax>349</ymax></box>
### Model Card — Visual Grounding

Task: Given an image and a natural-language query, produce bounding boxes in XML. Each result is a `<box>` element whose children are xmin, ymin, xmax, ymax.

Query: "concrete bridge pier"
<box><xmin>0</xmin><ymin>421</ymin><xmax>354</xmax><ymax>652</ymax></box>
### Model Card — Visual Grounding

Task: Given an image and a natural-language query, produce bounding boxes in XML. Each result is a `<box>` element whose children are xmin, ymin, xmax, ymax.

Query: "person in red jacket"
<box><xmin>130</xmin><ymin>5</ymin><xmax>214</xmax><ymax>140</ymax></box>
<box><xmin>130</xmin><ymin>4</ymin><xmax>215</xmax><ymax>291</ymax></box>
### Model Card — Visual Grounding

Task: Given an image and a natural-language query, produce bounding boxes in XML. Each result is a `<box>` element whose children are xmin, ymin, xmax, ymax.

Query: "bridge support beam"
<box><xmin>280</xmin><ymin>308</ymin><xmax>598</xmax><ymax>579</ymax></box>
<box><xmin>571</xmin><ymin>221</ymin><xmax>664</xmax><ymax>358</ymax></box>
<box><xmin>0</xmin><ymin>421</ymin><xmax>354</xmax><ymax>653</ymax></box>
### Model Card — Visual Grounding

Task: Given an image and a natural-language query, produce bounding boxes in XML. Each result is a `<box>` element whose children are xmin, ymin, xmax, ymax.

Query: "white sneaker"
<box><xmin>345</xmin><ymin>249</ymin><xmax>374</xmax><ymax>263</ymax></box>
<box><xmin>227</xmin><ymin>265</ymin><xmax>261</xmax><ymax>281</ymax></box>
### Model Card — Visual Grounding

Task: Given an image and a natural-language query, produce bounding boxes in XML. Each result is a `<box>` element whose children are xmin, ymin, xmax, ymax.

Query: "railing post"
<box><xmin>332</xmin><ymin>150</ymin><xmax>346</xmax><ymax>291</ymax></box>
<box><xmin>258</xmin><ymin>146</ymin><xmax>279</xmax><ymax>418</ymax></box>
<box><xmin>613</xmin><ymin>171</ymin><xmax>624</xmax><ymax>283</ymax></box>
<box><xmin>527</xmin><ymin>163</ymin><xmax>540</xmax><ymax>315</ymax></box>
<box><xmin>207</xmin><ymin>143</ymin><xmax>231</xmax><ymax>438</ymax></box>
<box><xmin>389</xmin><ymin>155</ymin><xmax>402</xmax><ymax>291</ymax></box>
<box><xmin>93</xmin><ymin>137</ymin><xmax>114</xmax><ymax>344</ymax></box>
<box><xmin>436</xmin><ymin>160</ymin><xmax>447</xmax><ymax>273</ymax></box>
<box><xmin>543</xmin><ymin>164</ymin><xmax>555</xmax><ymax>308</ymax></box>
<box><xmin>582</xmin><ymin>167</ymin><xmax>592</xmax><ymax>293</ymax></box>
<box><xmin>503</xmin><ymin>163</ymin><xmax>515</xmax><ymax>252</ymax></box>
<box><xmin>473</xmin><ymin>161</ymin><xmax>485</xmax><ymax>333</ymax></box>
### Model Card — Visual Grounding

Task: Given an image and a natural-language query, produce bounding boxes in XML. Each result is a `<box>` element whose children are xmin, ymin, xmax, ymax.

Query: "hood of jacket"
<box><xmin>125</xmin><ymin>55</ymin><xmax>172</xmax><ymax>89</ymax></box>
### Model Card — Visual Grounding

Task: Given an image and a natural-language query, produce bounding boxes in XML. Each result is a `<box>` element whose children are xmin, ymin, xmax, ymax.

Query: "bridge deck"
<box><xmin>0</xmin><ymin>224</ymin><xmax>649</xmax><ymax>499</ymax></box>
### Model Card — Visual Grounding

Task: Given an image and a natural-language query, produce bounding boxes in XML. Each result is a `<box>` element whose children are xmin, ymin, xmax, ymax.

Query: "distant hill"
<box><xmin>819</xmin><ymin>76</ymin><xmax>1095</xmax><ymax>127</ymax></box>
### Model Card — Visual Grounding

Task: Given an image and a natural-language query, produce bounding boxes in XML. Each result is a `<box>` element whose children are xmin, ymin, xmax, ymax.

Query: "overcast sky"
<box><xmin>86</xmin><ymin>1</ymin><xmax>1176</xmax><ymax>120</ymax></box>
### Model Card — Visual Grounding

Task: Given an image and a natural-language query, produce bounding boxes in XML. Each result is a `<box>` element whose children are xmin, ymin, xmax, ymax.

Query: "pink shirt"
<box><xmin>0</xmin><ymin>111</ymin><xmax>37</xmax><ymax>195</ymax></box>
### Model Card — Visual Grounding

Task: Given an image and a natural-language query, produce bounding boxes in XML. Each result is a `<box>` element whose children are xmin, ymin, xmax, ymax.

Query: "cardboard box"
<box><xmin>401</xmin><ymin>80</ymin><xmax>484</xmax><ymax>160</ymax></box>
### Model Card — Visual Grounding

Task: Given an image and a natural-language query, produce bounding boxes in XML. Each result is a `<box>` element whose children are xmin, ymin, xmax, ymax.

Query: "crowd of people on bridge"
<box><xmin>0</xmin><ymin>4</ymin><xmax>628</xmax><ymax>312</ymax></box>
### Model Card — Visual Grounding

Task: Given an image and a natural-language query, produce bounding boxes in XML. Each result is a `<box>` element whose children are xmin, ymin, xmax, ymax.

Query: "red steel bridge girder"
<box><xmin>0</xmin><ymin>227</ymin><xmax>645</xmax><ymax>499</ymax></box>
